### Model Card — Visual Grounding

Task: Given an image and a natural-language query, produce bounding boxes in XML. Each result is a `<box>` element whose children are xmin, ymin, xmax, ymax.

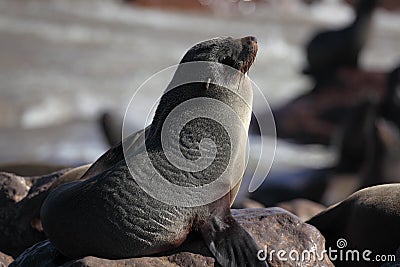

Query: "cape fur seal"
<box><xmin>304</xmin><ymin>0</ymin><xmax>379</xmax><ymax>85</ymax></box>
<box><xmin>41</xmin><ymin>36</ymin><xmax>267</xmax><ymax>266</ymax></box>
<box><xmin>307</xmin><ymin>184</ymin><xmax>400</xmax><ymax>267</ymax></box>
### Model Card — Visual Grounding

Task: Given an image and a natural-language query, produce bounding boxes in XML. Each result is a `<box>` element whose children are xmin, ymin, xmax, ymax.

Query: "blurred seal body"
<box><xmin>308</xmin><ymin>184</ymin><xmax>400</xmax><ymax>267</ymax></box>
<box><xmin>41</xmin><ymin>36</ymin><xmax>266</xmax><ymax>266</ymax></box>
<box><xmin>304</xmin><ymin>0</ymin><xmax>379</xmax><ymax>84</ymax></box>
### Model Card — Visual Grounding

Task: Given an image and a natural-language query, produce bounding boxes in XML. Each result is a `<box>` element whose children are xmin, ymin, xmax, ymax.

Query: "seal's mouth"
<box><xmin>238</xmin><ymin>36</ymin><xmax>258</xmax><ymax>74</ymax></box>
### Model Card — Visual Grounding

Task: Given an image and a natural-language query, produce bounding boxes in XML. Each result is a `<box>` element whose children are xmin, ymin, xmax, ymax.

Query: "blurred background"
<box><xmin>1</xmin><ymin>0</ymin><xmax>400</xmax><ymax>210</ymax></box>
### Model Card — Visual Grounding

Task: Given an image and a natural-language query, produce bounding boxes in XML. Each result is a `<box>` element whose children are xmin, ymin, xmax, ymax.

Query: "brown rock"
<box><xmin>232</xmin><ymin>208</ymin><xmax>333</xmax><ymax>266</ymax></box>
<box><xmin>0</xmin><ymin>251</ymin><xmax>13</xmax><ymax>267</ymax></box>
<box><xmin>0</xmin><ymin>172</ymin><xmax>29</xmax><ymax>205</ymax></box>
<box><xmin>11</xmin><ymin>208</ymin><xmax>333</xmax><ymax>267</ymax></box>
<box><xmin>0</xmin><ymin>169</ymin><xmax>70</xmax><ymax>258</ymax></box>
<box><xmin>63</xmin><ymin>252</ymin><xmax>215</xmax><ymax>267</ymax></box>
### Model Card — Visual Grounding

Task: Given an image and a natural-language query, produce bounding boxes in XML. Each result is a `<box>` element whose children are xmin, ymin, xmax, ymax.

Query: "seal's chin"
<box><xmin>238</xmin><ymin>36</ymin><xmax>258</xmax><ymax>74</ymax></box>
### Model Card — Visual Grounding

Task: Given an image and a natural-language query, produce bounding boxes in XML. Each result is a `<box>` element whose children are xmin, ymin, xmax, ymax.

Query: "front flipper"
<box><xmin>200</xmin><ymin>214</ymin><xmax>268</xmax><ymax>267</ymax></box>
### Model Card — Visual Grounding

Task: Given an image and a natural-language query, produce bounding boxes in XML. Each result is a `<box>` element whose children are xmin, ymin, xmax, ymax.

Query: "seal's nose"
<box><xmin>241</xmin><ymin>36</ymin><xmax>257</xmax><ymax>45</ymax></box>
<box><xmin>238</xmin><ymin>36</ymin><xmax>258</xmax><ymax>74</ymax></box>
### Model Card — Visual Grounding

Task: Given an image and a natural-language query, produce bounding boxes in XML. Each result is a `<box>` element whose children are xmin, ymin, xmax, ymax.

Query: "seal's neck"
<box><xmin>148</xmin><ymin>83</ymin><xmax>207</xmax><ymax>142</ymax></box>
<box><xmin>145</xmin><ymin>82</ymin><xmax>251</xmax><ymax>188</ymax></box>
<box><xmin>148</xmin><ymin>77</ymin><xmax>251</xmax><ymax>143</ymax></box>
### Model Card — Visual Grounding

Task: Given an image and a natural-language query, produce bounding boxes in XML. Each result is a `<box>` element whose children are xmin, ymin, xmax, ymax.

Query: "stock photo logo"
<box><xmin>122</xmin><ymin>53</ymin><xmax>276</xmax><ymax>207</ymax></box>
<box><xmin>257</xmin><ymin>238</ymin><xmax>397</xmax><ymax>264</ymax></box>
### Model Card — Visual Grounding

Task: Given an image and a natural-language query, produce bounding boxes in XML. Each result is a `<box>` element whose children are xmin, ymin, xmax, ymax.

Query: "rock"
<box><xmin>231</xmin><ymin>208</ymin><xmax>333</xmax><ymax>266</ymax></box>
<box><xmin>11</xmin><ymin>208</ymin><xmax>333</xmax><ymax>267</ymax></box>
<box><xmin>0</xmin><ymin>251</ymin><xmax>13</xmax><ymax>267</ymax></box>
<box><xmin>0</xmin><ymin>172</ymin><xmax>29</xmax><ymax>205</ymax></box>
<box><xmin>65</xmin><ymin>252</ymin><xmax>216</xmax><ymax>267</ymax></box>
<box><xmin>12</xmin><ymin>240</ymin><xmax>215</xmax><ymax>267</ymax></box>
<box><xmin>277</xmin><ymin>198</ymin><xmax>326</xmax><ymax>221</ymax></box>
<box><xmin>0</xmin><ymin>169</ymin><xmax>70</xmax><ymax>258</ymax></box>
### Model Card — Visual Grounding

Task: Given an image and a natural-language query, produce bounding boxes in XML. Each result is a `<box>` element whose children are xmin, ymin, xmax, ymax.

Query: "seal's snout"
<box><xmin>241</xmin><ymin>36</ymin><xmax>258</xmax><ymax>53</ymax></box>
<box><xmin>239</xmin><ymin>36</ymin><xmax>258</xmax><ymax>74</ymax></box>
<box><xmin>242</xmin><ymin>36</ymin><xmax>257</xmax><ymax>45</ymax></box>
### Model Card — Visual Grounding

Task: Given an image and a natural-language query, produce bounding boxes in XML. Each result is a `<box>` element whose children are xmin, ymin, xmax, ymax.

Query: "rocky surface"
<box><xmin>0</xmin><ymin>172</ymin><xmax>30</xmax><ymax>205</ymax></box>
<box><xmin>11</xmin><ymin>208</ymin><xmax>333</xmax><ymax>267</ymax></box>
<box><xmin>0</xmin><ymin>169</ymin><xmax>70</xmax><ymax>258</ymax></box>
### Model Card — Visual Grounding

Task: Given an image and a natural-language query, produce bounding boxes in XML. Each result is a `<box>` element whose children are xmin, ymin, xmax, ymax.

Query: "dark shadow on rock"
<box><xmin>0</xmin><ymin>169</ymin><xmax>71</xmax><ymax>258</ymax></box>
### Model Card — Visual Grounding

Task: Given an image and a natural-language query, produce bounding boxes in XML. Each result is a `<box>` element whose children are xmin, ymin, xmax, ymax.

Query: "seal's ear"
<box><xmin>199</xmin><ymin>195</ymin><xmax>268</xmax><ymax>267</ymax></box>
<box><xmin>206</xmin><ymin>78</ymin><xmax>211</xmax><ymax>90</ymax></box>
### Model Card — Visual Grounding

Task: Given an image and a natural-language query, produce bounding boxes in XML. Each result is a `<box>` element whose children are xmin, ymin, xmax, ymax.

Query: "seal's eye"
<box><xmin>220</xmin><ymin>56</ymin><xmax>237</xmax><ymax>68</ymax></box>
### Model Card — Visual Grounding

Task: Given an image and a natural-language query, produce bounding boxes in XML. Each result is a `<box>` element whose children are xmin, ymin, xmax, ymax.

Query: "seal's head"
<box><xmin>180</xmin><ymin>36</ymin><xmax>258</xmax><ymax>74</ymax></box>
<box><xmin>151</xmin><ymin>36</ymin><xmax>258</xmax><ymax>147</ymax></box>
<box><xmin>157</xmin><ymin>36</ymin><xmax>258</xmax><ymax>123</ymax></box>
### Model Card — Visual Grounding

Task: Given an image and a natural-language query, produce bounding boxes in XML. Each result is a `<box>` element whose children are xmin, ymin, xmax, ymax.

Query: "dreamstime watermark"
<box><xmin>256</xmin><ymin>238</ymin><xmax>397</xmax><ymax>263</ymax></box>
<box><xmin>122</xmin><ymin>61</ymin><xmax>276</xmax><ymax>207</ymax></box>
